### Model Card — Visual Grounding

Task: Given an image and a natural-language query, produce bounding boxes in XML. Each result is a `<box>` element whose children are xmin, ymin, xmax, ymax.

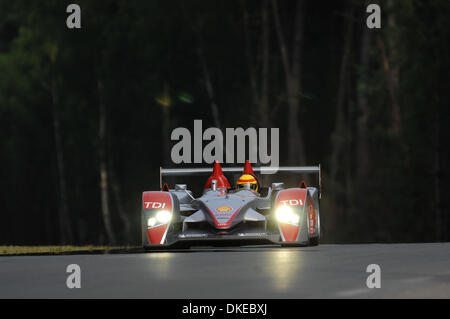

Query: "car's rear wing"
<box><xmin>160</xmin><ymin>164</ymin><xmax>322</xmax><ymax>198</ymax></box>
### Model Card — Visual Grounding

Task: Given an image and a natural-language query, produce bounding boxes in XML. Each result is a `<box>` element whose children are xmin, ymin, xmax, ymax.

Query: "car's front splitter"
<box><xmin>143</xmin><ymin>234</ymin><xmax>309</xmax><ymax>249</ymax></box>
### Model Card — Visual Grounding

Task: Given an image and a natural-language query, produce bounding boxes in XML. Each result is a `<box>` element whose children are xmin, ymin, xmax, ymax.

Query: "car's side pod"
<box><xmin>141</xmin><ymin>191</ymin><xmax>179</xmax><ymax>246</ymax></box>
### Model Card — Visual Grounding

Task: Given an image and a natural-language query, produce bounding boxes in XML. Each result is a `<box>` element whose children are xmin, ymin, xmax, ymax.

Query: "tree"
<box><xmin>271</xmin><ymin>0</ymin><xmax>306</xmax><ymax>165</ymax></box>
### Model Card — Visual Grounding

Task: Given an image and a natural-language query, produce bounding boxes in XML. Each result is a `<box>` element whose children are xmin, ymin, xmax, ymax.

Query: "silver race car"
<box><xmin>141</xmin><ymin>160</ymin><xmax>321</xmax><ymax>249</ymax></box>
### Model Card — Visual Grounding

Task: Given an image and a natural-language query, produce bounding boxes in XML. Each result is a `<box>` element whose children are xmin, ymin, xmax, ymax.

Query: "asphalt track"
<box><xmin>1</xmin><ymin>243</ymin><xmax>450</xmax><ymax>298</ymax></box>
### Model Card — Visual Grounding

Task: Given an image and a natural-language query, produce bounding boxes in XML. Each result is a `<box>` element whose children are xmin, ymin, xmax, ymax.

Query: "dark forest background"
<box><xmin>0</xmin><ymin>0</ymin><xmax>449</xmax><ymax>245</ymax></box>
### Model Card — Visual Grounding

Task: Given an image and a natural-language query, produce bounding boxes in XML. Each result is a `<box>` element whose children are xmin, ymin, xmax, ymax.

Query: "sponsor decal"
<box><xmin>207</xmin><ymin>207</ymin><xmax>242</xmax><ymax>228</ymax></box>
<box><xmin>280</xmin><ymin>199</ymin><xmax>304</xmax><ymax>207</ymax></box>
<box><xmin>144</xmin><ymin>201</ymin><xmax>167</xmax><ymax>209</ymax></box>
<box><xmin>308</xmin><ymin>202</ymin><xmax>316</xmax><ymax>234</ymax></box>
<box><xmin>216</xmin><ymin>206</ymin><xmax>232</xmax><ymax>212</ymax></box>
<box><xmin>276</xmin><ymin>188</ymin><xmax>308</xmax><ymax>208</ymax></box>
<box><xmin>142</xmin><ymin>191</ymin><xmax>173</xmax><ymax>211</ymax></box>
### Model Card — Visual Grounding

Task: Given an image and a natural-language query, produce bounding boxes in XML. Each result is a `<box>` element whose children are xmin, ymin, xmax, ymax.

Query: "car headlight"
<box><xmin>156</xmin><ymin>210</ymin><xmax>172</xmax><ymax>224</ymax></box>
<box><xmin>276</xmin><ymin>206</ymin><xmax>300</xmax><ymax>224</ymax></box>
<box><xmin>147</xmin><ymin>217</ymin><xmax>157</xmax><ymax>227</ymax></box>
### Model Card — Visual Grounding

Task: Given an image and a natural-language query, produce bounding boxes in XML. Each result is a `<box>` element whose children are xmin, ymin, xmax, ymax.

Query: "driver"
<box><xmin>236</xmin><ymin>174</ymin><xmax>259</xmax><ymax>193</ymax></box>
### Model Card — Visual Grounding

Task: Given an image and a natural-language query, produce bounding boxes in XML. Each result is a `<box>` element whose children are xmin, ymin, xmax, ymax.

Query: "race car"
<box><xmin>141</xmin><ymin>160</ymin><xmax>321</xmax><ymax>249</ymax></box>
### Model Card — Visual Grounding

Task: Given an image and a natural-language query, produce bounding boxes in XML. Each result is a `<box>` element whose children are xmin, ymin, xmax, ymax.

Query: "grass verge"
<box><xmin>0</xmin><ymin>245</ymin><xmax>137</xmax><ymax>256</ymax></box>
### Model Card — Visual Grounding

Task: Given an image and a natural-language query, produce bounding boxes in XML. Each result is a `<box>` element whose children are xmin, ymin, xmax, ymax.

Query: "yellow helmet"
<box><xmin>236</xmin><ymin>174</ymin><xmax>259</xmax><ymax>192</ymax></box>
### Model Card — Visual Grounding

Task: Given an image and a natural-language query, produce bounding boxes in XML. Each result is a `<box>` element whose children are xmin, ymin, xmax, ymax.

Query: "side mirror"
<box><xmin>175</xmin><ymin>184</ymin><xmax>187</xmax><ymax>191</ymax></box>
<box><xmin>271</xmin><ymin>182</ymin><xmax>284</xmax><ymax>191</ymax></box>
